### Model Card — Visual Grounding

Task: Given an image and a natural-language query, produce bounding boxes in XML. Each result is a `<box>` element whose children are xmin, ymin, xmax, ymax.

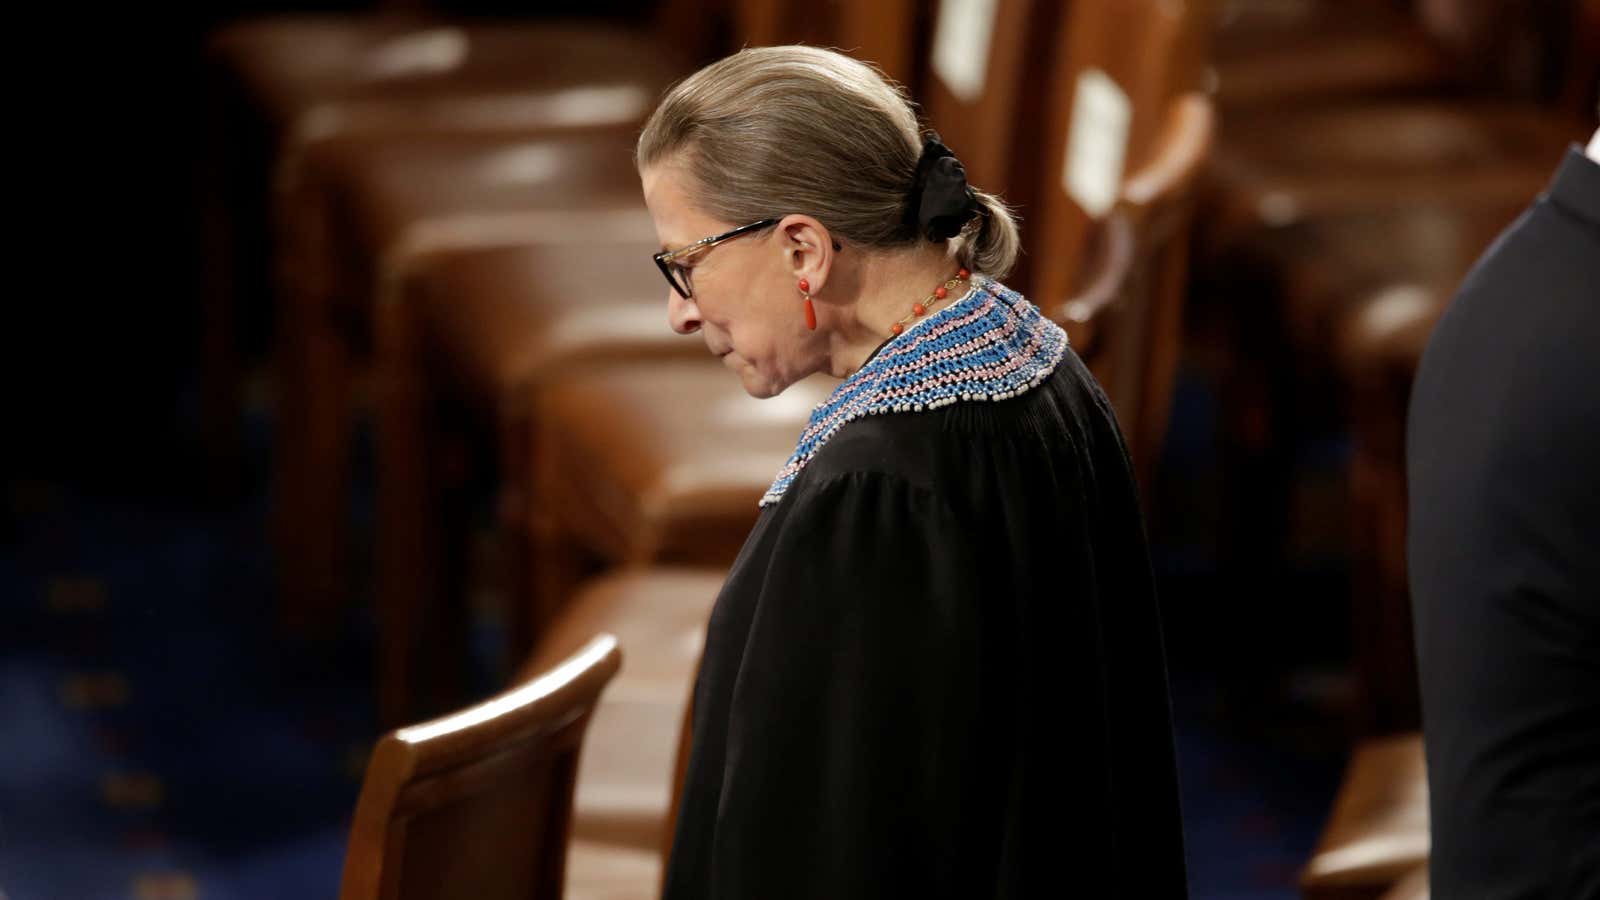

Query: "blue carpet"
<box><xmin>1</xmin><ymin>476</ymin><xmax>370</xmax><ymax>900</ymax></box>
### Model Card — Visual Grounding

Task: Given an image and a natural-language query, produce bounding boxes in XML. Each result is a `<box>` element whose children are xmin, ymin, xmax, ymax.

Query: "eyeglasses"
<box><xmin>652</xmin><ymin>217</ymin><xmax>781</xmax><ymax>300</ymax></box>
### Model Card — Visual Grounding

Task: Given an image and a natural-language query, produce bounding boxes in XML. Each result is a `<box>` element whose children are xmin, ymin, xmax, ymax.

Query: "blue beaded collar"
<box><xmin>761</xmin><ymin>276</ymin><xmax>1069</xmax><ymax>506</ymax></box>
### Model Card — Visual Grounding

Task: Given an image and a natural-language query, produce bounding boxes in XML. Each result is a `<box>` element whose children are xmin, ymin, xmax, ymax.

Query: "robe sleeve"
<box><xmin>706</xmin><ymin>471</ymin><xmax>989</xmax><ymax>899</ymax></box>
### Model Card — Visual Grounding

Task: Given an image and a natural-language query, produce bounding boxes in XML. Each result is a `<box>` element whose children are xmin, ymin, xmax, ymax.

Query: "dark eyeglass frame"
<box><xmin>653</xmin><ymin>217</ymin><xmax>781</xmax><ymax>300</ymax></box>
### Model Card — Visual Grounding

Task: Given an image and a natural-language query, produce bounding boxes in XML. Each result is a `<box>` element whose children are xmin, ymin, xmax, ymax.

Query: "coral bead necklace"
<box><xmin>890</xmin><ymin>268</ymin><xmax>970</xmax><ymax>337</ymax></box>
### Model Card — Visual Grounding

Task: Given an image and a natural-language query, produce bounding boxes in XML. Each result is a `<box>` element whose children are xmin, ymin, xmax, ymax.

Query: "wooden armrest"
<box><xmin>1059</xmin><ymin>210</ymin><xmax>1136</xmax><ymax>352</ymax></box>
<box><xmin>1335</xmin><ymin>283</ymin><xmax>1449</xmax><ymax>381</ymax></box>
<box><xmin>1122</xmin><ymin>92</ymin><xmax>1216</xmax><ymax>223</ymax></box>
<box><xmin>1056</xmin><ymin>92</ymin><xmax>1215</xmax><ymax>350</ymax></box>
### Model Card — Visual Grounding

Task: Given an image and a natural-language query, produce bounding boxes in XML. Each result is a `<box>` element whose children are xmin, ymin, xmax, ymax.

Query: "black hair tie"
<box><xmin>908</xmin><ymin>132</ymin><xmax>981</xmax><ymax>242</ymax></box>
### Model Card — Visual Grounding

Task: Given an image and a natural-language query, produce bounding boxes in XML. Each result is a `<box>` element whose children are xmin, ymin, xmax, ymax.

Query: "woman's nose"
<box><xmin>668</xmin><ymin>289</ymin><xmax>702</xmax><ymax>335</ymax></box>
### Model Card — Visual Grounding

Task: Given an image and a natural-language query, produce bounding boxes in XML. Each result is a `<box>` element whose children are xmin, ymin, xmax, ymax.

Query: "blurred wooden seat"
<box><xmin>1027</xmin><ymin>0</ymin><xmax>1215</xmax><ymax>489</ymax></box>
<box><xmin>1377</xmin><ymin>866</ymin><xmax>1429</xmax><ymax>900</ymax></box>
<box><xmin>1199</xmin><ymin>1</ymin><xmax>1595</xmax><ymax>728</ymax></box>
<box><xmin>733</xmin><ymin>0</ymin><xmax>925</xmax><ymax>93</ymax></box>
<box><xmin>562</xmin><ymin>841</ymin><xmax>663</xmax><ymax>900</ymax></box>
<box><xmin>1056</xmin><ymin>95</ymin><xmax>1216</xmax><ymax>493</ymax></box>
<box><xmin>408</xmin><ymin>244</ymin><xmax>690</xmax><ymax>409</ymax></box>
<box><xmin>523</xmin><ymin>568</ymin><xmax>722</xmax><ymax>857</ymax></box>
<box><xmin>1250</xmin><ymin>201</ymin><xmax>1523</xmax><ymax>358</ymax></box>
<box><xmin>918</xmin><ymin>0</ymin><xmax>1066</xmax><ymax>291</ymax></box>
<box><xmin>1201</xmin><ymin>0</ymin><xmax>1599</xmax><ymax>259</ymax></box>
<box><xmin>1301</xmin><ymin>732</ymin><xmax>1430</xmax><ymax>900</ymax></box>
<box><xmin>285</xmin><ymin>128</ymin><xmax>649</xmax><ymax>334</ymax></box>
<box><xmin>274</xmin><ymin>128</ymin><xmax>653</xmax><ymax>676</ymax></box>
<box><xmin>339</xmin><ymin>634</ymin><xmax>622</xmax><ymax>900</ymax></box>
<box><xmin>1208</xmin><ymin>103</ymin><xmax>1575</xmax><ymax>251</ymax></box>
<box><xmin>373</xmin><ymin>238</ymin><xmax>701</xmax><ymax>726</ymax></box>
<box><xmin>1336</xmin><ymin>284</ymin><xmax>1448</xmax><ymax>384</ymax></box>
<box><xmin>1334</xmin><ymin>279</ymin><xmax>1451</xmax><ymax>735</ymax></box>
<box><xmin>1202</xmin><ymin>0</ymin><xmax>1596</xmax><ymax>274</ymax></box>
<box><xmin>531</xmin><ymin>362</ymin><xmax>836</xmax><ymax>615</ymax></box>
<box><xmin>1212</xmin><ymin>198</ymin><xmax>1520</xmax><ymax>733</ymax></box>
<box><xmin>1210</xmin><ymin>0</ymin><xmax>1455</xmax><ymax>111</ymax></box>
<box><xmin>1203</xmin><ymin>0</ymin><xmax>1593</xmax><ymax>240</ymax></box>
<box><xmin>212</xmin><ymin>18</ymin><xmax>688</xmax><ymax>138</ymax></box>
<box><xmin>201</xmin><ymin>11</ymin><xmax>700</xmax><ymax>492</ymax></box>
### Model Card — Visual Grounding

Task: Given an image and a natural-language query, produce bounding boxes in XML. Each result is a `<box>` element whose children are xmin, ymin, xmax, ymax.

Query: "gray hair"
<box><xmin>637</xmin><ymin>45</ymin><xmax>1020</xmax><ymax>278</ymax></box>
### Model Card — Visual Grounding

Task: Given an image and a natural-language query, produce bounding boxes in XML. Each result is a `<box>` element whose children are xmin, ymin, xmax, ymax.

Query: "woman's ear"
<box><xmin>779</xmin><ymin>214</ymin><xmax>835</xmax><ymax>294</ymax></box>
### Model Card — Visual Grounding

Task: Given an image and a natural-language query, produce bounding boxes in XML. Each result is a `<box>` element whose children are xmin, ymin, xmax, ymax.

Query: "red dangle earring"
<box><xmin>798</xmin><ymin>278</ymin><xmax>817</xmax><ymax>330</ymax></box>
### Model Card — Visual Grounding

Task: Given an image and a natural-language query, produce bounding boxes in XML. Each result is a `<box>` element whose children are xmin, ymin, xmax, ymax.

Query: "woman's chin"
<box><xmin>734</xmin><ymin>363</ymin><xmax>784</xmax><ymax>399</ymax></box>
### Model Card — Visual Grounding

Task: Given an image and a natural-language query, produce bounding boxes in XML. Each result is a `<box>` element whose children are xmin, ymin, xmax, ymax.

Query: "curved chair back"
<box><xmin>919</xmin><ymin>0</ymin><xmax>1066</xmax><ymax>291</ymax></box>
<box><xmin>339</xmin><ymin>635</ymin><xmax>622</xmax><ymax>900</ymax></box>
<box><xmin>1028</xmin><ymin>0</ymin><xmax>1216</xmax><ymax>490</ymax></box>
<box><xmin>1063</xmin><ymin>96</ymin><xmax>1215</xmax><ymax>491</ymax></box>
<box><xmin>732</xmin><ymin>0</ymin><xmax>927</xmax><ymax>92</ymax></box>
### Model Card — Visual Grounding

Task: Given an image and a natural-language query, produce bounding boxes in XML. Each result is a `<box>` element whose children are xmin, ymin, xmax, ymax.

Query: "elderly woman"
<box><xmin>639</xmin><ymin>47</ymin><xmax>1188</xmax><ymax>897</ymax></box>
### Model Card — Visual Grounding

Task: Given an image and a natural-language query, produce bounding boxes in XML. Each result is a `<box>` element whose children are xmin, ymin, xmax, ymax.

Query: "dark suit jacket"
<box><xmin>1407</xmin><ymin>147</ymin><xmax>1600</xmax><ymax>899</ymax></box>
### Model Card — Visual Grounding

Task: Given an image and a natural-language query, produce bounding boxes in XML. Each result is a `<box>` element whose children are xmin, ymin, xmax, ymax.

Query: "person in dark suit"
<box><xmin>1407</xmin><ymin>127</ymin><xmax>1600</xmax><ymax>898</ymax></box>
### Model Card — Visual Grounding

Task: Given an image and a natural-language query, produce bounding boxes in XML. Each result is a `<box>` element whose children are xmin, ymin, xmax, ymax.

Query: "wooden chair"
<box><xmin>1324</xmin><ymin>199</ymin><xmax>1518</xmax><ymax>736</ymax></box>
<box><xmin>1332</xmin><ymin>234</ymin><xmax>1492</xmax><ymax>735</ymax></box>
<box><xmin>523</xmin><ymin>568</ymin><xmax>722</xmax><ymax>858</ymax></box>
<box><xmin>1051</xmin><ymin>95</ymin><xmax>1216</xmax><ymax>495</ymax></box>
<box><xmin>1200</xmin><ymin>1</ymin><xmax>1592</xmax><ymax>263</ymax></box>
<box><xmin>201</xmin><ymin>9</ymin><xmax>706</xmax><ymax>492</ymax></box>
<box><xmin>1337</xmin><ymin>284</ymin><xmax>1441</xmax><ymax>736</ymax></box>
<box><xmin>733</xmin><ymin>0</ymin><xmax>927</xmax><ymax>94</ymax></box>
<box><xmin>1028</xmin><ymin>0</ymin><xmax>1213</xmax><ymax>311</ymax></box>
<box><xmin>1198</xmin><ymin>3</ymin><xmax>1594</xmax><ymax>735</ymax></box>
<box><xmin>1209</xmin><ymin>0</ymin><xmax>1457</xmax><ymax>112</ymax></box>
<box><xmin>1026</xmin><ymin>0</ymin><xmax>1216</xmax><ymax>490</ymax></box>
<box><xmin>273</xmin><ymin>128</ymin><xmax>652</xmax><ymax>665</ymax></box>
<box><xmin>1377</xmin><ymin>866</ymin><xmax>1429</xmax><ymax>900</ymax></box>
<box><xmin>1301</xmin><ymin>732</ymin><xmax>1430</xmax><ymax>900</ymax></box>
<box><xmin>527</xmin><ymin>363</ymin><xmax>836</xmax><ymax>626</ymax></box>
<box><xmin>375</xmin><ymin>239</ymin><xmax>703</xmax><ymax>724</ymax></box>
<box><xmin>339</xmin><ymin>633</ymin><xmax>622</xmax><ymax>900</ymax></box>
<box><xmin>1209</xmin><ymin>190</ymin><xmax>1532</xmax><ymax>735</ymax></box>
<box><xmin>918</xmin><ymin>0</ymin><xmax>1067</xmax><ymax>293</ymax></box>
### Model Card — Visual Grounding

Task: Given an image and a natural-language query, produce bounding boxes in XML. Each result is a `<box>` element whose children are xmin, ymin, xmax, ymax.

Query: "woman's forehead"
<box><xmin>641</xmin><ymin>164</ymin><xmax>724</xmax><ymax>246</ymax></box>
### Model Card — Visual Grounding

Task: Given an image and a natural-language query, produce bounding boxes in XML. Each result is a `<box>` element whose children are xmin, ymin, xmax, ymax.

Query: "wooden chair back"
<box><xmin>1058</xmin><ymin>94</ymin><xmax>1216</xmax><ymax>491</ymax></box>
<box><xmin>732</xmin><ymin>0</ymin><xmax>928</xmax><ymax>91</ymax></box>
<box><xmin>1027</xmin><ymin>0</ymin><xmax>1216</xmax><ymax>489</ymax></box>
<box><xmin>339</xmin><ymin>635</ymin><xmax>622</xmax><ymax>900</ymax></box>
<box><xmin>919</xmin><ymin>0</ymin><xmax>1066</xmax><ymax>292</ymax></box>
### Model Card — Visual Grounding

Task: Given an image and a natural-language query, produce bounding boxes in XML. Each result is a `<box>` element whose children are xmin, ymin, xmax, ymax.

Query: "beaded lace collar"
<box><xmin>761</xmin><ymin>276</ymin><xmax>1069</xmax><ymax>506</ymax></box>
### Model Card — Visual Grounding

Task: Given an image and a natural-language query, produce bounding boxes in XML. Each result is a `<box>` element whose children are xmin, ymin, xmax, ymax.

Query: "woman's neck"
<box><xmin>822</xmin><ymin>246</ymin><xmax>965</xmax><ymax>379</ymax></box>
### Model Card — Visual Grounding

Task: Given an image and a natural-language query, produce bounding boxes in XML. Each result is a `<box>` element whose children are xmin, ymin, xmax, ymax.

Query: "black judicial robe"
<box><xmin>1407</xmin><ymin>147</ymin><xmax>1600</xmax><ymax>899</ymax></box>
<box><xmin>663</xmin><ymin>349</ymin><xmax>1189</xmax><ymax>899</ymax></box>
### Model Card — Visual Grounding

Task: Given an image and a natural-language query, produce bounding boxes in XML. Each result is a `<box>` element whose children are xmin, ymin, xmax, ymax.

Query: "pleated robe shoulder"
<box><xmin>662</xmin><ymin>344</ymin><xmax>1190</xmax><ymax>899</ymax></box>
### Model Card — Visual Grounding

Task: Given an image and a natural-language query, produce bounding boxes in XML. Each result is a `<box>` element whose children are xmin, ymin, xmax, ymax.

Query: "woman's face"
<box><xmin>640</xmin><ymin>163</ymin><xmax>819</xmax><ymax>398</ymax></box>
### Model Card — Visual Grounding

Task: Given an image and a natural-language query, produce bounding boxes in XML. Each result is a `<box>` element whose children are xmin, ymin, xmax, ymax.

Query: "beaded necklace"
<box><xmin>760</xmin><ymin>276</ymin><xmax>1069</xmax><ymax>506</ymax></box>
